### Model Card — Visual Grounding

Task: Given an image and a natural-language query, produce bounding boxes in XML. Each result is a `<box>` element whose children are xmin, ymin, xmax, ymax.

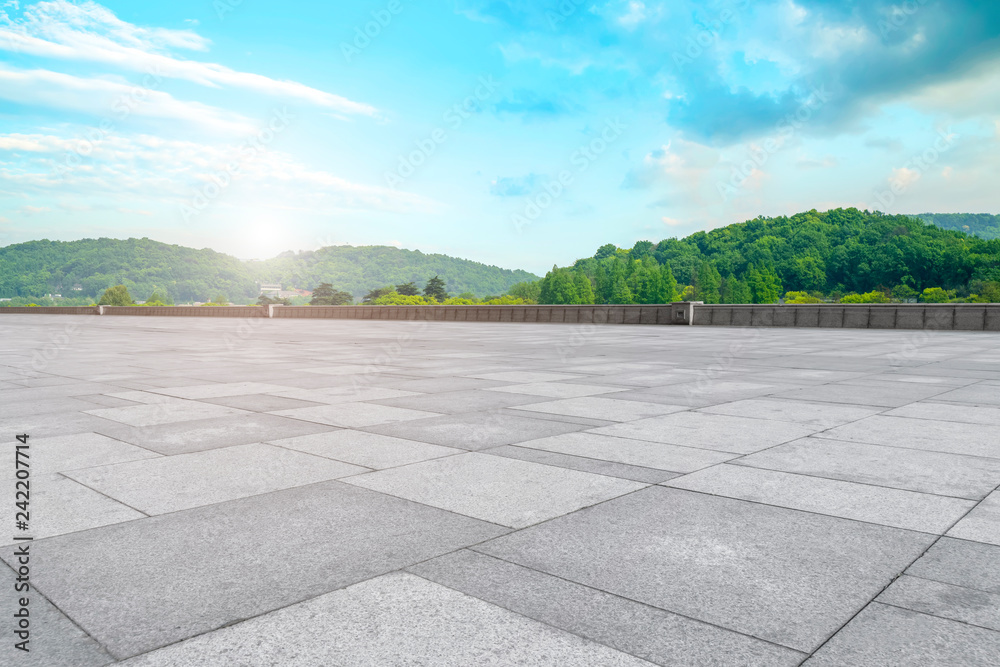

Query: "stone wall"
<box><xmin>3</xmin><ymin>302</ymin><xmax>998</xmax><ymax>330</ymax></box>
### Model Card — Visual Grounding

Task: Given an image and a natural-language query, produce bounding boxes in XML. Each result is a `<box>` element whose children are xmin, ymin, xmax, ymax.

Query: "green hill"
<box><xmin>915</xmin><ymin>213</ymin><xmax>1000</xmax><ymax>240</ymax></box>
<box><xmin>538</xmin><ymin>208</ymin><xmax>1000</xmax><ymax>304</ymax></box>
<box><xmin>248</xmin><ymin>246</ymin><xmax>538</xmax><ymax>299</ymax></box>
<box><xmin>0</xmin><ymin>238</ymin><xmax>538</xmax><ymax>303</ymax></box>
<box><xmin>0</xmin><ymin>238</ymin><xmax>257</xmax><ymax>303</ymax></box>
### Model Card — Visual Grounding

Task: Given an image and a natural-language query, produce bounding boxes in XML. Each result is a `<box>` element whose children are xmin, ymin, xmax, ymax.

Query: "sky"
<box><xmin>0</xmin><ymin>0</ymin><xmax>998</xmax><ymax>275</ymax></box>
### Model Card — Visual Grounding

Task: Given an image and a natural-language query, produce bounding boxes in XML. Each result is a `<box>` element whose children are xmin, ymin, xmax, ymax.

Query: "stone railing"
<box><xmin>2</xmin><ymin>302</ymin><xmax>998</xmax><ymax>330</ymax></box>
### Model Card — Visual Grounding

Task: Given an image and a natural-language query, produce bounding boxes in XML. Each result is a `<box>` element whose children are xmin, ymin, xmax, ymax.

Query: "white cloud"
<box><xmin>889</xmin><ymin>166</ymin><xmax>921</xmax><ymax>190</ymax></box>
<box><xmin>0</xmin><ymin>0</ymin><xmax>376</xmax><ymax>116</ymax></box>
<box><xmin>0</xmin><ymin>64</ymin><xmax>256</xmax><ymax>134</ymax></box>
<box><xmin>618</xmin><ymin>1</ymin><xmax>647</xmax><ymax>30</ymax></box>
<box><xmin>0</xmin><ymin>132</ymin><xmax>438</xmax><ymax>215</ymax></box>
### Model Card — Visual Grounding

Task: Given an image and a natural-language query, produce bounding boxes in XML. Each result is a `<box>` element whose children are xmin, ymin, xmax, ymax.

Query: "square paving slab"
<box><xmin>0</xmin><ymin>481</ymin><xmax>506</xmax><ymax>659</ymax></box>
<box><xmin>345</xmin><ymin>452</ymin><xmax>645</xmax><ymax>528</ymax></box>
<box><xmin>476</xmin><ymin>485</ymin><xmax>933</xmax><ymax>652</ymax></box>
<box><xmin>63</xmin><ymin>443</ymin><xmax>369</xmax><ymax>514</ymax></box>
<box><xmin>117</xmin><ymin>573</ymin><xmax>653</xmax><ymax>666</ymax></box>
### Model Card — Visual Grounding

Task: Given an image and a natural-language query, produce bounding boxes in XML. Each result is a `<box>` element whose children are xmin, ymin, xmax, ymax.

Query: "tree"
<box><xmin>695</xmin><ymin>262</ymin><xmax>722</xmax><ymax>304</ymax></box>
<box><xmin>145</xmin><ymin>289</ymin><xmax>173</xmax><ymax>306</ymax></box>
<box><xmin>396</xmin><ymin>282</ymin><xmax>419</xmax><ymax>296</ymax></box>
<box><xmin>892</xmin><ymin>284</ymin><xmax>919</xmax><ymax>302</ymax></box>
<box><xmin>724</xmin><ymin>276</ymin><xmax>752</xmax><ymax>304</ymax></box>
<box><xmin>610</xmin><ymin>276</ymin><xmax>635</xmax><ymax>304</ymax></box>
<box><xmin>506</xmin><ymin>281</ymin><xmax>541</xmax><ymax>303</ymax></box>
<box><xmin>920</xmin><ymin>287</ymin><xmax>952</xmax><ymax>303</ymax></box>
<box><xmin>573</xmin><ymin>273</ymin><xmax>595</xmax><ymax>304</ymax></box>
<box><xmin>362</xmin><ymin>286</ymin><xmax>395</xmax><ymax>304</ymax></box>
<box><xmin>748</xmin><ymin>265</ymin><xmax>781</xmax><ymax>304</ymax></box>
<box><xmin>630</xmin><ymin>240</ymin><xmax>654</xmax><ymax>260</ymax></box>
<box><xmin>784</xmin><ymin>291</ymin><xmax>822</xmax><ymax>304</ymax></box>
<box><xmin>539</xmin><ymin>267</ymin><xmax>579</xmax><ymax>304</ymax></box>
<box><xmin>98</xmin><ymin>285</ymin><xmax>134</xmax><ymax>306</ymax></box>
<box><xmin>311</xmin><ymin>283</ymin><xmax>352</xmax><ymax>305</ymax></box>
<box><xmin>423</xmin><ymin>276</ymin><xmax>448</xmax><ymax>302</ymax></box>
<box><xmin>594</xmin><ymin>243</ymin><xmax>618</xmax><ymax>260</ymax></box>
<box><xmin>258</xmin><ymin>294</ymin><xmax>291</xmax><ymax>306</ymax></box>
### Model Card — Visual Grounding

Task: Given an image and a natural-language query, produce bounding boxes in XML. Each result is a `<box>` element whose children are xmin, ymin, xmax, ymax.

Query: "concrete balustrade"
<box><xmin>2</xmin><ymin>302</ymin><xmax>999</xmax><ymax>330</ymax></box>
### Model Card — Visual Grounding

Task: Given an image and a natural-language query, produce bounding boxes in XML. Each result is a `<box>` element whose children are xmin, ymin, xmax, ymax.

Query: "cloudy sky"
<box><xmin>1</xmin><ymin>0</ymin><xmax>997</xmax><ymax>273</ymax></box>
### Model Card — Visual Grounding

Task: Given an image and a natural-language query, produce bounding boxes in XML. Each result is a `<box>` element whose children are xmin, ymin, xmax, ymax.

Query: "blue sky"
<box><xmin>1</xmin><ymin>0</ymin><xmax>998</xmax><ymax>274</ymax></box>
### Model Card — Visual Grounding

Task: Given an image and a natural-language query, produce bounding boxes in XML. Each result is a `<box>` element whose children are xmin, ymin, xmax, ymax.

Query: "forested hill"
<box><xmin>539</xmin><ymin>208</ymin><xmax>1000</xmax><ymax>305</ymax></box>
<box><xmin>0</xmin><ymin>238</ymin><xmax>257</xmax><ymax>303</ymax></box>
<box><xmin>247</xmin><ymin>246</ymin><xmax>538</xmax><ymax>299</ymax></box>
<box><xmin>916</xmin><ymin>213</ymin><xmax>1000</xmax><ymax>240</ymax></box>
<box><xmin>0</xmin><ymin>238</ymin><xmax>538</xmax><ymax>303</ymax></box>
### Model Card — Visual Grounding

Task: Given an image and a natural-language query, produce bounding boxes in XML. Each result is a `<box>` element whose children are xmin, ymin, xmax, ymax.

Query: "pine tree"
<box><xmin>423</xmin><ymin>276</ymin><xmax>448</xmax><ymax>302</ymax></box>
<box><xmin>573</xmin><ymin>273</ymin><xmax>595</xmax><ymax>304</ymax></box>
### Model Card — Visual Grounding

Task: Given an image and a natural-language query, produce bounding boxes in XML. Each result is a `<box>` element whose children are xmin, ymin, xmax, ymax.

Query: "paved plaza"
<box><xmin>2</xmin><ymin>314</ymin><xmax>1000</xmax><ymax>666</ymax></box>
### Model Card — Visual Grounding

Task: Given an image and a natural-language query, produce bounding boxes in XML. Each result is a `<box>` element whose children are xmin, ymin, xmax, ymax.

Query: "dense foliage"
<box><xmin>0</xmin><ymin>238</ymin><xmax>257</xmax><ymax>303</ymax></box>
<box><xmin>537</xmin><ymin>208</ymin><xmax>1000</xmax><ymax>304</ymax></box>
<box><xmin>916</xmin><ymin>213</ymin><xmax>1000</xmax><ymax>240</ymax></box>
<box><xmin>0</xmin><ymin>238</ymin><xmax>538</xmax><ymax>304</ymax></box>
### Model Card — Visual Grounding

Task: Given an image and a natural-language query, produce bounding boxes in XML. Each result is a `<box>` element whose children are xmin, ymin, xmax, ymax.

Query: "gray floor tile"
<box><xmin>511</xmin><ymin>397</ymin><xmax>687</xmax><ymax>422</ymax></box>
<box><xmin>0</xmin><ymin>481</ymin><xmax>507</xmax><ymax>659</ymax></box>
<box><xmin>887</xmin><ymin>401</ymin><xmax>1000</xmax><ymax>426</ymax></box>
<box><xmin>698</xmin><ymin>398</ymin><xmax>882</xmax><ymax>428</ymax></box>
<box><xmin>94</xmin><ymin>413</ymin><xmax>338</xmax><ymax>455</ymax></box>
<box><xmin>815</xmin><ymin>415</ymin><xmax>1000</xmax><ymax>459</ymax></box>
<box><xmin>363</xmin><ymin>411</ymin><xmax>590</xmax><ymax>449</ymax></box>
<box><xmin>64</xmin><ymin>443</ymin><xmax>368</xmax><ymax>514</ymax></box>
<box><xmin>371</xmin><ymin>389</ymin><xmax>545</xmax><ymax>414</ymax></box>
<box><xmin>345</xmin><ymin>452</ymin><xmax>644</xmax><ymax>528</ymax></box>
<box><xmin>410</xmin><ymin>550</ymin><xmax>805</xmax><ymax>667</ymax></box>
<box><xmin>84</xmin><ymin>401</ymin><xmax>249</xmax><ymax>427</ymax></box>
<box><xmin>593</xmin><ymin>412</ymin><xmax>818</xmax><ymax>454</ymax></box>
<box><xmin>118</xmin><ymin>573</ymin><xmax>653</xmax><ymax>666</ymax></box>
<box><xmin>905</xmin><ymin>537</ymin><xmax>1000</xmax><ymax>593</ymax></box>
<box><xmin>268</xmin><ymin>429</ymin><xmax>461</xmax><ymax>469</ymax></box>
<box><xmin>734</xmin><ymin>438</ymin><xmax>1000</xmax><ymax>499</ymax></box>
<box><xmin>485</xmin><ymin>382</ymin><xmax>631</xmax><ymax>398</ymax></box>
<box><xmin>0</xmin><ymin>564</ymin><xmax>114</xmax><ymax>666</ymax></box>
<box><xmin>472</xmin><ymin>371</ymin><xmax>589</xmax><ymax>383</ymax></box>
<box><xmin>0</xmin><ymin>432</ymin><xmax>158</xmax><ymax>474</ymax></box>
<box><xmin>948</xmin><ymin>491</ymin><xmax>1000</xmax><ymax>546</ymax></box>
<box><xmin>151</xmin><ymin>382</ymin><xmax>294</xmax><ymax>399</ymax></box>
<box><xmin>772</xmin><ymin>382</ymin><xmax>950</xmax><ymax>407</ymax></box>
<box><xmin>665</xmin><ymin>464</ymin><xmax>975</xmax><ymax>534</ymax></box>
<box><xmin>272</xmin><ymin>402</ymin><xmax>441</xmax><ymax>427</ymax></box>
<box><xmin>517</xmin><ymin>431</ymin><xmax>736</xmax><ymax>473</ymax></box>
<box><xmin>1</xmin><ymin>473</ymin><xmax>144</xmax><ymax>545</ymax></box>
<box><xmin>877</xmin><ymin>575</ymin><xmax>1000</xmax><ymax>632</ymax></box>
<box><xmin>931</xmin><ymin>383</ymin><xmax>1000</xmax><ymax>407</ymax></box>
<box><xmin>483</xmin><ymin>445</ymin><xmax>681</xmax><ymax>483</ymax></box>
<box><xmin>803</xmin><ymin>603</ymin><xmax>1000</xmax><ymax>666</ymax></box>
<box><xmin>200</xmin><ymin>393</ymin><xmax>326</xmax><ymax>412</ymax></box>
<box><xmin>476</xmin><ymin>486</ymin><xmax>933</xmax><ymax>652</ymax></box>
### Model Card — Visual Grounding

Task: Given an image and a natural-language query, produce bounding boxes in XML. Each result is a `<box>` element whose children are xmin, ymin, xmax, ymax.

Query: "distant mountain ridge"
<box><xmin>0</xmin><ymin>238</ymin><xmax>539</xmax><ymax>303</ymax></box>
<box><xmin>915</xmin><ymin>213</ymin><xmax>1000</xmax><ymax>240</ymax></box>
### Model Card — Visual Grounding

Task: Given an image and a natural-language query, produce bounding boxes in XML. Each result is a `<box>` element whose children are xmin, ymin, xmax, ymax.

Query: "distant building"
<box><xmin>259</xmin><ymin>283</ymin><xmax>282</xmax><ymax>295</ymax></box>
